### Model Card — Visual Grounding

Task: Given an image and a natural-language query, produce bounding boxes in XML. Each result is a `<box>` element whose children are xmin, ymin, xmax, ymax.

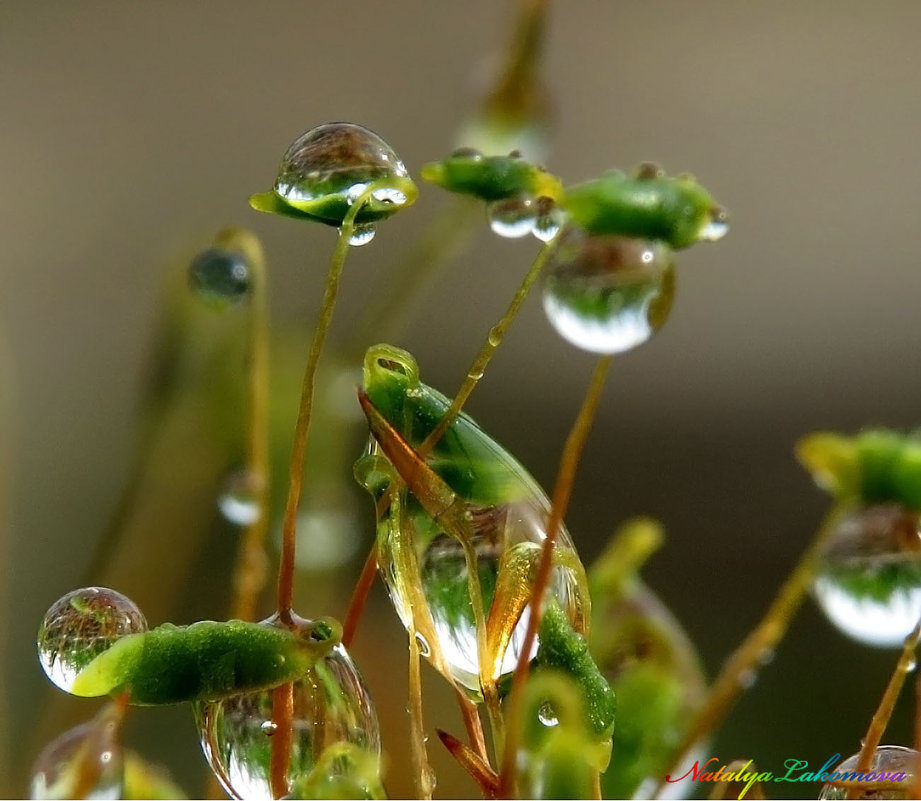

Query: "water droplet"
<box><xmin>38</xmin><ymin>588</ymin><xmax>147</xmax><ymax>693</ymax></box>
<box><xmin>218</xmin><ymin>470</ymin><xmax>263</xmax><ymax>526</ymax></box>
<box><xmin>194</xmin><ymin>629</ymin><xmax>380</xmax><ymax>800</ymax></box>
<box><xmin>414</xmin><ymin>633</ymin><xmax>431</xmax><ymax>658</ymax></box>
<box><xmin>30</xmin><ymin>702</ymin><xmax>125</xmax><ymax>799</ymax></box>
<box><xmin>532</xmin><ymin>198</ymin><xmax>563</xmax><ymax>243</ymax></box>
<box><xmin>818</xmin><ymin>745</ymin><xmax>917</xmax><ymax>799</ymax></box>
<box><xmin>537</xmin><ymin>701</ymin><xmax>559</xmax><ymax>727</ymax></box>
<box><xmin>906</xmin><ymin>655</ymin><xmax>917</xmax><ymax>672</ymax></box>
<box><xmin>272</xmin><ymin>122</ymin><xmax>414</xmax><ymax>226</ymax></box>
<box><xmin>376</xmin><ymin>489</ymin><xmax>588</xmax><ymax>697</ymax></box>
<box><xmin>347</xmin><ymin>224</ymin><xmax>376</xmax><ymax>247</ymax></box>
<box><xmin>737</xmin><ymin>668</ymin><xmax>757</xmax><ymax>689</ymax></box>
<box><xmin>813</xmin><ymin>504</ymin><xmax>921</xmax><ymax>647</ymax></box>
<box><xmin>487</xmin><ymin>326</ymin><xmax>502</xmax><ymax>347</ymax></box>
<box><xmin>467</xmin><ymin>366</ymin><xmax>484</xmax><ymax>381</ymax></box>
<box><xmin>699</xmin><ymin>206</ymin><xmax>729</xmax><ymax>241</ymax></box>
<box><xmin>487</xmin><ymin>196</ymin><xmax>537</xmax><ymax>239</ymax></box>
<box><xmin>542</xmin><ymin>227</ymin><xmax>675</xmax><ymax>354</ymax></box>
<box><xmin>189</xmin><ymin>248</ymin><xmax>250</xmax><ymax>308</ymax></box>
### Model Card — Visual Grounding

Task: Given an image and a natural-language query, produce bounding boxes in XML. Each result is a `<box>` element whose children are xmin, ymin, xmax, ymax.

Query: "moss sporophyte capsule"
<box><xmin>249</xmin><ymin>122</ymin><xmax>418</xmax><ymax>245</ymax></box>
<box><xmin>353</xmin><ymin>344</ymin><xmax>591</xmax><ymax>700</ymax></box>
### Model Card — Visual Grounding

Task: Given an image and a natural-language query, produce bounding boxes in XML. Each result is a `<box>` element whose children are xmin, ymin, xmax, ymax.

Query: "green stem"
<box><xmin>419</xmin><ymin>236</ymin><xmax>558</xmax><ymax>457</ymax></box>
<box><xmin>276</xmin><ymin>185</ymin><xmax>377</xmax><ymax>624</ymax></box>
<box><xmin>499</xmin><ymin>354</ymin><xmax>612</xmax><ymax>797</ymax></box>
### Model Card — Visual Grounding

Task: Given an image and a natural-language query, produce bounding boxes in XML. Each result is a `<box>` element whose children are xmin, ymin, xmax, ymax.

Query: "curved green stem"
<box><xmin>498</xmin><ymin>354</ymin><xmax>611</xmax><ymax>797</ymax></box>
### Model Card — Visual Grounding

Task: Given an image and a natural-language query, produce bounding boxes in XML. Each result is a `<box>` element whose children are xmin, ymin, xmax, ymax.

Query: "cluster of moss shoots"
<box><xmin>30</xmin><ymin>19</ymin><xmax>921</xmax><ymax>801</ymax></box>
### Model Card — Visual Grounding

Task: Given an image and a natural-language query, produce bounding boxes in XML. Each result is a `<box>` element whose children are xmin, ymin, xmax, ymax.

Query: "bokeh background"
<box><xmin>3</xmin><ymin>1</ymin><xmax>921</xmax><ymax>798</ymax></box>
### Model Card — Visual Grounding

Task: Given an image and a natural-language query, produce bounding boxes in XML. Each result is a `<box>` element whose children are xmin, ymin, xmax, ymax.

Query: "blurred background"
<box><xmin>3</xmin><ymin>1</ymin><xmax>921</xmax><ymax>797</ymax></box>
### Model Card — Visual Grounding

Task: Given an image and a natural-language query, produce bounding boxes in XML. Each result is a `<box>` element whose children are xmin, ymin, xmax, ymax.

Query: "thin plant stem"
<box><xmin>418</xmin><ymin>238</ymin><xmax>557</xmax><ymax>457</ymax></box>
<box><xmin>498</xmin><ymin>354</ymin><xmax>613</xmax><ymax>797</ymax></box>
<box><xmin>914</xmin><ymin>669</ymin><xmax>921</xmax><ymax>798</ymax></box>
<box><xmin>655</xmin><ymin>501</ymin><xmax>850</xmax><ymax>797</ymax></box>
<box><xmin>454</xmin><ymin>687</ymin><xmax>490</xmax><ymax>766</ymax></box>
<box><xmin>342</xmin><ymin>544</ymin><xmax>379</xmax><ymax>648</ymax></box>
<box><xmin>846</xmin><ymin>618</ymin><xmax>921</xmax><ymax>799</ymax></box>
<box><xmin>270</xmin><ymin>185</ymin><xmax>379</xmax><ymax>798</ymax></box>
<box><xmin>215</xmin><ymin>229</ymin><xmax>272</xmax><ymax>623</ymax></box>
<box><xmin>276</xmin><ymin>185</ymin><xmax>378</xmax><ymax>624</ymax></box>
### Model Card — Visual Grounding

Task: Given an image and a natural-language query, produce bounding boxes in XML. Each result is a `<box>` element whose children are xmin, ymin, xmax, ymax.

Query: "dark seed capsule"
<box><xmin>189</xmin><ymin>248</ymin><xmax>251</xmax><ymax>308</ymax></box>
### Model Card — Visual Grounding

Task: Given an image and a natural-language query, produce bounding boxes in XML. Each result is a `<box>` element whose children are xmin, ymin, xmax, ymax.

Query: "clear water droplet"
<box><xmin>813</xmin><ymin>504</ymin><xmax>921</xmax><ymax>647</ymax></box>
<box><xmin>906</xmin><ymin>655</ymin><xmax>917</xmax><ymax>672</ymax></box>
<box><xmin>487</xmin><ymin>196</ymin><xmax>536</xmax><ymax>239</ymax></box>
<box><xmin>699</xmin><ymin>206</ymin><xmax>729</xmax><ymax>241</ymax></box>
<box><xmin>487</xmin><ymin>326</ymin><xmax>502</xmax><ymax>347</ymax></box>
<box><xmin>467</xmin><ymin>366</ymin><xmax>484</xmax><ymax>381</ymax></box>
<box><xmin>818</xmin><ymin>745</ymin><xmax>917</xmax><ymax>799</ymax></box>
<box><xmin>414</xmin><ymin>632</ymin><xmax>431</xmax><ymax>658</ymax></box>
<box><xmin>347</xmin><ymin>224</ymin><xmax>376</xmax><ymax>247</ymax></box>
<box><xmin>537</xmin><ymin>701</ymin><xmax>559</xmax><ymax>727</ymax></box>
<box><xmin>542</xmin><ymin>228</ymin><xmax>675</xmax><ymax>354</ymax></box>
<box><xmin>38</xmin><ymin>588</ymin><xmax>147</xmax><ymax>693</ymax></box>
<box><xmin>189</xmin><ymin>248</ymin><xmax>250</xmax><ymax>308</ymax></box>
<box><xmin>218</xmin><ymin>470</ymin><xmax>262</xmax><ymax>526</ymax></box>
<box><xmin>194</xmin><ymin>628</ymin><xmax>380</xmax><ymax>801</ymax></box>
<box><xmin>30</xmin><ymin>702</ymin><xmax>125</xmax><ymax>800</ymax></box>
<box><xmin>259</xmin><ymin>721</ymin><xmax>277</xmax><ymax>737</ymax></box>
<box><xmin>532</xmin><ymin>198</ymin><xmax>563</xmax><ymax>243</ymax></box>
<box><xmin>375</xmin><ymin>485</ymin><xmax>588</xmax><ymax>697</ymax></box>
<box><xmin>272</xmin><ymin>123</ymin><xmax>413</xmax><ymax>225</ymax></box>
<box><xmin>737</xmin><ymin>668</ymin><xmax>757</xmax><ymax>690</ymax></box>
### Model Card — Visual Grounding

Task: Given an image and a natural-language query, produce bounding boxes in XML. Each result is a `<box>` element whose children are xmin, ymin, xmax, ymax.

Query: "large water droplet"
<box><xmin>30</xmin><ymin>702</ymin><xmax>125</xmax><ymax>799</ymax></box>
<box><xmin>699</xmin><ymin>206</ymin><xmax>729</xmax><ymax>241</ymax></box>
<box><xmin>272</xmin><ymin>122</ymin><xmax>413</xmax><ymax>226</ymax></box>
<box><xmin>38</xmin><ymin>588</ymin><xmax>147</xmax><ymax>693</ymax></box>
<box><xmin>532</xmin><ymin>198</ymin><xmax>563</xmax><ymax>243</ymax></box>
<box><xmin>487</xmin><ymin>196</ymin><xmax>536</xmax><ymax>239</ymax></box>
<box><xmin>189</xmin><ymin>248</ymin><xmax>251</xmax><ymax>308</ymax></box>
<box><xmin>194</xmin><ymin>630</ymin><xmax>380</xmax><ymax>800</ymax></box>
<box><xmin>377</xmin><ymin>492</ymin><xmax>588</xmax><ymax>698</ymax></box>
<box><xmin>818</xmin><ymin>745</ymin><xmax>917</xmax><ymax>799</ymax></box>
<box><xmin>542</xmin><ymin>228</ymin><xmax>675</xmax><ymax>354</ymax></box>
<box><xmin>218</xmin><ymin>470</ymin><xmax>262</xmax><ymax>526</ymax></box>
<box><xmin>813</xmin><ymin>504</ymin><xmax>921</xmax><ymax>647</ymax></box>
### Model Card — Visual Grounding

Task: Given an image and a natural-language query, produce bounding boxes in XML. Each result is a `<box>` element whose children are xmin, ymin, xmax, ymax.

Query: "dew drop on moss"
<box><xmin>189</xmin><ymin>248</ymin><xmax>251</xmax><ymax>308</ymax></box>
<box><xmin>542</xmin><ymin>227</ymin><xmax>674</xmax><ymax>354</ymax></box>
<box><xmin>38</xmin><ymin>587</ymin><xmax>147</xmax><ymax>693</ymax></box>
<box><xmin>813</xmin><ymin>503</ymin><xmax>921</xmax><ymax>647</ymax></box>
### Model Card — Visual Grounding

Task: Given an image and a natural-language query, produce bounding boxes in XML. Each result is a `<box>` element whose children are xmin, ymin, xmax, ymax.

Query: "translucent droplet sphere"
<box><xmin>376</xmin><ymin>492</ymin><xmax>589</xmax><ymax>698</ymax></box>
<box><xmin>346</xmin><ymin>223</ymin><xmax>376</xmax><ymax>247</ymax></box>
<box><xmin>487</xmin><ymin>196</ymin><xmax>537</xmax><ymax>239</ymax></box>
<box><xmin>542</xmin><ymin>228</ymin><xmax>675</xmax><ymax>354</ymax></box>
<box><xmin>30</xmin><ymin>703</ymin><xmax>124</xmax><ymax>800</ymax></box>
<box><xmin>194</xmin><ymin>619</ymin><xmax>380</xmax><ymax>800</ymax></box>
<box><xmin>532</xmin><ymin>198</ymin><xmax>563</xmax><ymax>243</ymax></box>
<box><xmin>273</xmin><ymin>122</ymin><xmax>414</xmax><ymax>225</ymax></box>
<box><xmin>818</xmin><ymin>745</ymin><xmax>917</xmax><ymax>799</ymax></box>
<box><xmin>38</xmin><ymin>587</ymin><xmax>147</xmax><ymax>693</ymax></box>
<box><xmin>189</xmin><ymin>248</ymin><xmax>251</xmax><ymax>308</ymax></box>
<box><xmin>813</xmin><ymin>504</ymin><xmax>921</xmax><ymax>647</ymax></box>
<box><xmin>218</xmin><ymin>469</ymin><xmax>263</xmax><ymax>526</ymax></box>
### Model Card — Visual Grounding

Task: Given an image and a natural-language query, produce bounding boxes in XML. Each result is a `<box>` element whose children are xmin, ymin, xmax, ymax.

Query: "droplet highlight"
<box><xmin>218</xmin><ymin>470</ymin><xmax>263</xmax><ymax>526</ymax></box>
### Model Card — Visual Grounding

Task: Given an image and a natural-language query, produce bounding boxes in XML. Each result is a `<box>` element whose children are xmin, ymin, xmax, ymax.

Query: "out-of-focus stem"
<box><xmin>499</xmin><ymin>354</ymin><xmax>612</xmax><ymax>797</ymax></box>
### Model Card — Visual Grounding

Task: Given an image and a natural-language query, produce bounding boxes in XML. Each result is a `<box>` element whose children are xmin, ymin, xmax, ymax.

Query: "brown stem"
<box><xmin>342</xmin><ymin>544</ymin><xmax>379</xmax><ymax>647</ymax></box>
<box><xmin>654</xmin><ymin>502</ymin><xmax>849</xmax><ymax>797</ymax></box>
<box><xmin>498</xmin><ymin>354</ymin><xmax>612</xmax><ymax>797</ymax></box>
<box><xmin>454</xmin><ymin>687</ymin><xmax>490</xmax><ymax>767</ymax></box>
<box><xmin>276</xmin><ymin>186</ymin><xmax>376</xmax><ymax>624</ymax></box>
<box><xmin>269</xmin><ymin>682</ymin><xmax>294</xmax><ymax>799</ymax></box>
<box><xmin>847</xmin><ymin>618</ymin><xmax>921</xmax><ymax>799</ymax></box>
<box><xmin>437</xmin><ymin>728</ymin><xmax>500</xmax><ymax>798</ymax></box>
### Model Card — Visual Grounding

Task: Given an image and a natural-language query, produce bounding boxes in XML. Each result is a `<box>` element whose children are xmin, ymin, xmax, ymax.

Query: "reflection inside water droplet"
<box><xmin>38</xmin><ymin>587</ymin><xmax>147</xmax><ymax>693</ymax></box>
<box><xmin>537</xmin><ymin>701</ymin><xmax>559</xmax><ymax>727</ymax></box>
<box><xmin>414</xmin><ymin>633</ymin><xmax>431</xmax><ymax>658</ymax></box>
<box><xmin>218</xmin><ymin>470</ymin><xmax>262</xmax><ymax>526</ymax></box>
<box><xmin>347</xmin><ymin>224</ymin><xmax>376</xmax><ymax>247</ymax></box>
<box><xmin>487</xmin><ymin>196</ymin><xmax>536</xmax><ymax>239</ymax></box>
